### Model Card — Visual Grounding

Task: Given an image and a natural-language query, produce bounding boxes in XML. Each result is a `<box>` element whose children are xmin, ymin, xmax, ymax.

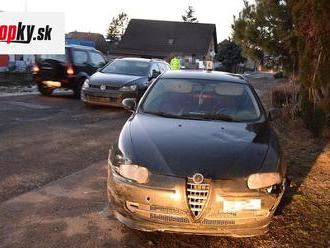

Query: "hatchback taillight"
<box><xmin>32</xmin><ymin>64</ymin><xmax>40</xmax><ymax>74</ymax></box>
<box><xmin>66</xmin><ymin>64</ymin><xmax>74</xmax><ymax>75</ymax></box>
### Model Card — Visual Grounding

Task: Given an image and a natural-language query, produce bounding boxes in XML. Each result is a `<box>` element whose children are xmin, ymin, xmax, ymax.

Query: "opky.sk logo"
<box><xmin>0</xmin><ymin>22</ymin><xmax>52</xmax><ymax>44</ymax></box>
<box><xmin>0</xmin><ymin>12</ymin><xmax>64</xmax><ymax>54</ymax></box>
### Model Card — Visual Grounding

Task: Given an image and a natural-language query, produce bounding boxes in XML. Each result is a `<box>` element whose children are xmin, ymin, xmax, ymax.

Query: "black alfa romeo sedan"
<box><xmin>81</xmin><ymin>57</ymin><xmax>170</xmax><ymax>107</ymax></box>
<box><xmin>107</xmin><ymin>70</ymin><xmax>287</xmax><ymax>237</ymax></box>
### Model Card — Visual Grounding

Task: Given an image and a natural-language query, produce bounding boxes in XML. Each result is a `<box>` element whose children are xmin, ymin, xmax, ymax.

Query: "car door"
<box><xmin>72</xmin><ymin>49</ymin><xmax>94</xmax><ymax>76</ymax></box>
<box><xmin>88</xmin><ymin>51</ymin><xmax>106</xmax><ymax>73</ymax></box>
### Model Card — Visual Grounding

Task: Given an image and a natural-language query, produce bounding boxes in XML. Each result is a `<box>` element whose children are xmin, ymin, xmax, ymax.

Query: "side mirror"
<box><xmin>150</xmin><ymin>70</ymin><xmax>160</xmax><ymax>80</ymax></box>
<box><xmin>268</xmin><ymin>108</ymin><xmax>281</xmax><ymax>121</ymax></box>
<box><xmin>122</xmin><ymin>98</ymin><xmax>137</xmax><ymax>112</ymax></box>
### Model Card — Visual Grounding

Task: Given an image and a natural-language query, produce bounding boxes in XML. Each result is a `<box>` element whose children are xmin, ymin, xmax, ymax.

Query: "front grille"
<box><xmin>86</xmin><ymin>95</ymin><xmax>119</xmax><ymax>103</ymax></box>
<box><xmin>89</xmin><ymin>84</ymin><xmax>120</xmax><ymax>90</ymax></box>
<box><xmin>89</xmin><ymin>84</ymin><xmax>99</xmax><ymax>89</ymax></box>
<box><xmin>150</xmin><ymin>205</ymin><xmax>187</xmax><ymax>215</ymax></box>
<box><xmin>186</xmin><ymin>178</ymin><xmax>210</xmax><ymax>219</ymax></box>
<box><xmin>150</xmin><ymin>213</ymin><xmax>190</xmax><ymax>223</ymax></box>
<box><xmin>106</xmin><ymin>85</ymin><xmax>120</xmax><ymax>90</ymax></box>
<box><xmin>202</xmin><ymin>219</ymin><xmax>235</xmax><ymax>225</ymax></box>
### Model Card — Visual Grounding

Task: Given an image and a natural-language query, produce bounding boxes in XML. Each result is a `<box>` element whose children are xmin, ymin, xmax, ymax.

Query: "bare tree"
<box><xmin>182</xmin><ymin>6</ymin><xmax>198</xmax><ymax>23</ymax></box>
<box><xmin>107</xmin><ymin>12</ymin><xmax>129</xmax><ymax>41</ymax></box>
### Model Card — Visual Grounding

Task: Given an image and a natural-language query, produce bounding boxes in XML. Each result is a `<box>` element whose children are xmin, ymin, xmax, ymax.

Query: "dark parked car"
<box><xmin>81</xmin><ymin>58</ymin><xmax>170</xmax><ymax>107</ymax></box>
<box><xmin>32</xmin><ymin>45</ymin><xmax>107</xmax><ymax>97</ymax></box>
<box><xmin>107</xmin><ymin>70</ymin><xmax>288</xmax><ymax>237</ymax></box>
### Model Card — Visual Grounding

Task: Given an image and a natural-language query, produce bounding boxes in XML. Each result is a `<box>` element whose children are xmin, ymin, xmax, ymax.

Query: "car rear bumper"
<box><xmin>34</xmin><ymin>77</ymin><xmax>76</xmax><ymax>89</ymax></box>
<box><xmin>81</xmin><ymin>88</ymin><xmax>138</xmax><ymax>107</ymax></box>
<box><xmin>107</xmin><ymin>166</ymin><xmax>285</xmax><ymax>237</ymax></box>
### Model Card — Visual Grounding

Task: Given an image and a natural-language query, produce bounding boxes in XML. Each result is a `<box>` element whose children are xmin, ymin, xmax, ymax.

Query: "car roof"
<box><xmin>65</xmin><ymin>44</ymin><xmax>99</xmax><ymax>51</ymax></box>
<box><xmin>161</xmin><ymin>70</ymin><xmax>248</xmax><ymax>84</ymax></box>
<box><xmin>117</xmin><ymin>57</ymin><xmax>167</xmax><ymax>63</ymax></box>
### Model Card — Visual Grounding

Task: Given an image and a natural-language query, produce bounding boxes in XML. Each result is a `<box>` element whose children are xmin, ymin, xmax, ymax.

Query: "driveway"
<box><xmin>0</xmin><ymin>75</ymin><xmax>329</xmax><ymax>247</ymax></box>
<box><xmin>0</xmin><ymin>93</ymin><xmax>129</xmax><ymax>202</ymax></box>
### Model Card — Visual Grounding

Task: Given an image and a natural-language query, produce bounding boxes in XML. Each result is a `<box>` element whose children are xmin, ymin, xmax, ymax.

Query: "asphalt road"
<box><xmin>0</xmin><ymin>92</ymin><xmax>129</xmax><ymax>203</ymax></box>
<box><xmin>0</xmin><ymin>83</ymin><xmax>283</xmax><ymax>248</ymax></box>
<box><xmin>2</xmin><ymin>73</ymin><xmax>326</xmax><ymax>248</ymax></box>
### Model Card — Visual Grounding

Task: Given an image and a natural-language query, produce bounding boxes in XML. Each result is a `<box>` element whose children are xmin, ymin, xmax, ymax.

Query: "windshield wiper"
<box><xmin>144</xmin><ymin>111</ymin><xmax>234</xmax><ymax>122</ymax></box>
<box><xmin>143</xmin><ymin>111</ymin><xmax>182</xmax><ymax>119</ymax></box>
<box><xmin>180</xmin><ymin>113</ymin><xmax>234</xmax><ymax>122</ymax></box>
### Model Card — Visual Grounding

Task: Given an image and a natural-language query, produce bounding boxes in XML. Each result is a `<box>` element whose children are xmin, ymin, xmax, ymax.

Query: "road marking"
<box><xmin>6</xmin><ymin>101</ymin><xmax>51</xmax><ymax>110</ymax></box>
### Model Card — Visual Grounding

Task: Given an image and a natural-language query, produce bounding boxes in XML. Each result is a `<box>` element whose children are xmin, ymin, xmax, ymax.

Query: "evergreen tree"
<box><xmin>216</xmin><ymin>39</ymin><xmax>246</xmax><ymax>72</ymax></box>
<box><xmin>232</xmin><ymin>0</ymin><xmax>295</xmax><ymax>72</ymax></box>
<box><xmin>289</xmin><ymin>0</ymin><xmax>330</xmax><ymax>130</ymax></box>
<box><xmin>232</xmin><ymin>0</ymin><xmax>330</xmax><ymax>134</ymax></box>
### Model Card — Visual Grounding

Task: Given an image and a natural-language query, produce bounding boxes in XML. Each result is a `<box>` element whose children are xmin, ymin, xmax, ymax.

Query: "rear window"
<box><xmin>38</xmin><ymin>48</ymin><xmax>68</xmax><ymax>62</ymax></box>
<box><xmin>39</xmin><ymin>54</ymin><xmax>67</xmax><ymax>63</ymax></box>
<box><xmin>72</xmin><ymin>50</ymin><xmax>88</xmax><ymax>65</ymax></box>
<box><xmin>89</xmin><ymin>52</ymin><xmax>106</xmax><ymax>67</ymax></box>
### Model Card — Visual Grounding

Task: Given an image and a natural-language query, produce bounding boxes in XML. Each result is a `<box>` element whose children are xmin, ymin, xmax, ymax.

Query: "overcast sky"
<box><xmin>1</xmin><ymin>0</ymin><xmax>251</xmax><ymax>42</ymax></box>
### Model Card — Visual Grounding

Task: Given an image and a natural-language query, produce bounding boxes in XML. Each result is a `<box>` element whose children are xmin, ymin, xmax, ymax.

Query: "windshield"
<box><xmin>101</xmin><ymin>60</ymin><xmax>150</xmax><ymax>76</ymax></box>
<box><xmin>142</xmin><ymin>78</ymin><xmax>261</xmax><ymax>122</ymax></box>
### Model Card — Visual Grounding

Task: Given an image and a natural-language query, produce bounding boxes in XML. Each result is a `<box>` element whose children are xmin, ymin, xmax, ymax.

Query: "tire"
<box><xmin>83</xmin><ymin>102</ymin><xmax>95</xmax><ymax>108</ymax></box>
<box><xmin>73</xmin><ymin>78</ymin><xmax>85</xmax><ymax>99</ymax></box>
<box><xmin>274</xmin><ymin>178</ymin><xmax>291</xmax><ymax>215</ymax></box>
<box><xmin>38</xmin><ymin>84</ymin><xmax>53</xmax><ymax>96</ymax></box>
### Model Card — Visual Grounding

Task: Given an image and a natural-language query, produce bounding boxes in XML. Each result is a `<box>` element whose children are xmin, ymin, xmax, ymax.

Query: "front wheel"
<box><xmin>38</xmin><ymin>84</ymin><xmax>53</xmax><ymax>96</ymax></box>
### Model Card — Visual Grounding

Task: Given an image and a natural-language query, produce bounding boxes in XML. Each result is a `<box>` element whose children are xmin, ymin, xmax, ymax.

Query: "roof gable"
<box><xmin>66</xmin><ymin>32</ymin><xmax>106</xmax><ymax>42</ymax></box>
<box><xmin>114</xmin><ymin>19</ymin><xmax>217</xmax><ymax>57</ymax></box>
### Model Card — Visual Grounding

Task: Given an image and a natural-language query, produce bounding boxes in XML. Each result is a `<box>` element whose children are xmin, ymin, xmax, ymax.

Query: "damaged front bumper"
<box><xmin>107</xmin><ymin>166</ymin><xmax>285</xmax><ymax>237</ymax></box>
<box><xmin>81</xmin><ymin>88</ymin><xmax>138</xmax><ymax>107</ymax></box>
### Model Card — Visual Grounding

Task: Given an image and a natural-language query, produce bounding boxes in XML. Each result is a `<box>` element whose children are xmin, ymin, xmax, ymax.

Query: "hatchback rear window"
<box><xmin>39</xmin><ymin>48</ymin><xmax>68</xmax><ymax>62</ymax></box>
<box><xmin>39</xmin><ymin>54</ymin><xmax>67</xmax><ymax>62</ymax></box>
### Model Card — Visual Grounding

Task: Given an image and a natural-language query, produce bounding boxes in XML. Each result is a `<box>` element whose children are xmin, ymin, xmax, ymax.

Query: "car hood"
<box><xmin>90</xmin><ymin>72</ymin><xmax>147</xmax><ymax>87</ymax></box>
<box><xmin>127</xmin><ymin>114</ymin><xmax>271</xmax><ymax>179</ymax></box>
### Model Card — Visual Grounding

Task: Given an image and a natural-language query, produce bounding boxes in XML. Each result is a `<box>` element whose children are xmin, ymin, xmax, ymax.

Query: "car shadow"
<box><xmin>275</xmin><ymin>124</ymin><xmax>328</xmax><ymax>213</ymax></box>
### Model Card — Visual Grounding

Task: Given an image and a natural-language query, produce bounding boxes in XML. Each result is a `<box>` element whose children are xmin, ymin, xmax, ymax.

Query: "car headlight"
<box><xmin>119</xmin><ymin>85</ymin><xmax>137</xmax><ymax>92</ymax></box>
<box><xmin>247</xmin><ymin>172</ymin><xmax>282</xmax><ymax>189</ymax></box>
<box><xmin>82</xmin><ymin>79</ymin><xmax>89</xmax><ymax>89</ymax></box>
<box><xmin>109</xmin><ymin>150</ymin><xmax>149</xmax><ymax>184</ymax></box>
<box><xmin>117</xmin><ymin>164</ymin><xmax>149</xmax><ymax>184</ymax></box>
